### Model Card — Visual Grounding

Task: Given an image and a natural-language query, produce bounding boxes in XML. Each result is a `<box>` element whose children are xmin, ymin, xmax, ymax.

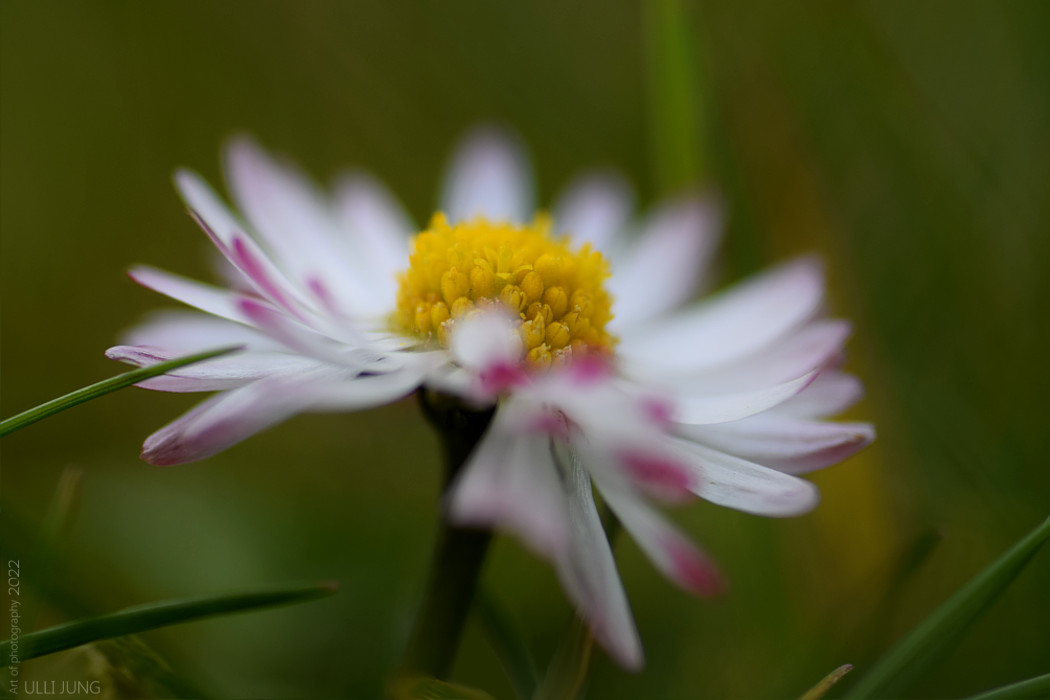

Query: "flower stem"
<box><xmin>401</xmin><ymin>390</ymin><xmax>497</xmax><ymax>679</ymax></box>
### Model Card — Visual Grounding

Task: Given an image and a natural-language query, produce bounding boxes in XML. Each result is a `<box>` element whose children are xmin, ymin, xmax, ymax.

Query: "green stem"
<box><xmin>401</xmin><ymin>390</ymin><xmax>497</xmax><ymax>679</ymax></box>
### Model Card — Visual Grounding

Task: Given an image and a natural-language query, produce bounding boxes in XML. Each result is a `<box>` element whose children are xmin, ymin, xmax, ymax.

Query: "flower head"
<box><xmin>109</xmin><ymin>127</ymin><xmax>874</xmax><ymax>669</ymax></box>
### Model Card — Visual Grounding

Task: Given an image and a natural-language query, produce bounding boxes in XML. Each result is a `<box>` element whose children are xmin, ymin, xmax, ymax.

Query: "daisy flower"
<box><xmin>108</xmin><ymin>128</ymin><xmax>874</xmax><ymax>669</ymax></box>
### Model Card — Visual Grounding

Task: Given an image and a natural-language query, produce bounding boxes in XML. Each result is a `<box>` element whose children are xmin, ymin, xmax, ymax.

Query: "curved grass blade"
<box><xmin>0</xmin><ymin>345</ymin><xmax>242</xmax><ymax>438</ymax></box>
<box><xmin>0</xmin><ymin>580</ymin><xmax>337</xmax><ymax>665</ymax></box>
<box><xmin>799</xmin><ymin>664</ymin><xmax>853</xmax><ymax>700</ymax></box>
<box><xmin>476</xmin><ymin>587</ymin><xmax>538</xmax><ymax>700</ymax></box>
<box><xmin>532</xmin><ymin>615</ymin><xmax>593</xmax><ymax>700</ymax></box>
<box><xmin>963</xmin><ymin>672</ymin><xmax>1050</xmax><ymax>700</ymax></box>
<box><xmin>388</xmin><ymin>675</ymin><xmax>496</xmax><ymax>700</ymax></box>
<box><xmin>844</xmin><ymin>515</ymin><xmax>1050</xmax><ymax>699</ymax></box>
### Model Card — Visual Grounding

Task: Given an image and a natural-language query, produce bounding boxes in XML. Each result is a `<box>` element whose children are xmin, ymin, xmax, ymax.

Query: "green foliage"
<box><xmin>963</xmin><ymin>673</ymin><xmax>1050</xmax><ymax>700</ymax></box>
<box><xmin>0</xmin><ymin>347</ymin><xmax>241</xmax><ymax>438</ymax></box>
<box><xmin>1</xmin><ymin>582</ymin><xmax>337</xmax><ymax>665</ymax></box>
<box><xmin>844</xmin><ymin>516</ymin><xmax>1050</xmax><ymax>699</ymax></box>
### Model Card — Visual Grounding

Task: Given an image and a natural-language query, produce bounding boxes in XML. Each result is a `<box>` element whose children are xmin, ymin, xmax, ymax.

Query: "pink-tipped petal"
<box><xmin>617</xmin><ymin>257</ymin><xmax>825</xmax><ymax>373</ymax></box>
<box><xmin>608</xmin><ymin>194</ymin><xmax>722</xmax><ymax>329</ymax></box>
<box><xmin>681</xmin><ymin>415</ymin><xmax>875</xmax><ymax>474</ymax></box>
<box><xmin>441</xmin><ymin>127</ymin><xmax>533</xmax><ymax>224</ymax></box>
<box><xmin>618</xmin><ymin>448</ymin><xmax>695</xmax><ymax>501</ymax></box>
<box><xmin>140</xmin><ymin>361</ymin><xmax>425</xmax><ymax>465</ymax></box>
<box><xmin>553</xmin><ymin>172</ymin><xmax>634</xmax><ymax>254</ymax></box>
<box><xmin>140</xmin><ymin>372</ymin><xmax>325</xmax><ymax>465</ymax></box>
<box><xmin>672</xmin><ymin>439</ymin><xmax>821</xmax><ymax>517</ymax></box>
<box><xmin>105</xmin><ymin>344</ymin><xmax>321</xmax><ymax>393</ymax></box>
<box><xmin>594</xmin><ymin>472</ymin><xmax>724</xmax><ymax>596</ymax></box>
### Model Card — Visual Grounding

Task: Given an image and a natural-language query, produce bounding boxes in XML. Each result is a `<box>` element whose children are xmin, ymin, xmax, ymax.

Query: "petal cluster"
<box><xmin>109</xmin><ymin>128</ymin><xmax>874</xmax><ymax>668</ymax></box>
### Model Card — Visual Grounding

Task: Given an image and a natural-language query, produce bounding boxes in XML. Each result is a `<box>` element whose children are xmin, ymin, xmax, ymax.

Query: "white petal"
<box><xmin>173</xmin><ymin>168</ymin><xmax>246</xmax><ymax>249</ymax></box>
<box><xmin>772</xmin><ymin>370</ymin><xmax>865</xmax><ymax>418</ymax></box>
<box><xmin>106</xmin><ymin>344</ymin><xmax>323</xmax><ymax>393</ymax></box>
<box><xmin>638</xmin><ymin>320</ymin><xmax>850</xmax><ymax>393</ymax></box>
<box><xmin>140</xmin><ymin>368</ymin><xmax>338</xmax><ymax>465</ymax></box>
<box><xmin>441</xmin><ymin>127</ymin><xmax>532</xmax><ymax>224</ymax></box>
<box><xmin>174</xmin><ymin>169</ymin><xmax>317</xmax><ymax>315</ymax></box>
<box><xmin>129</xmin><ymin>265</ymin><xmax>254</xmax><ymax>324</ymax></box>
<box><xmin>140</xmin><ymin>363</ymin><xmax>425</xmax><ymax>465</ymax></box>
<box><xmin>304</xmin><ymin>362</ymin><xmax>433</xmax><ymax>411</ymax></box>
<box><xmin>617</xmin><ymin>257</ymin><xmax>824</xmax><ymax>372</ymax></box>
<box><xmin>449</xmin><ymin>310</ymin><xmax>524</xmax><ymax>371</ymax></box>
<box><xmin>672</xmin><ymin>439</ymin><xmax>820</xmax><ymax>517</ymax></box>
<box><xmin>448</xmin><ymin>413</ymin><xmax>570</xmax><ymax>557</ymax></box>
<box><xmin>664</xmin><ymin>370</ymin><xmax>818</xmax><ymax>425</ymax></box>
<box><xmin>592</xmin><ymin>469</ymin><xmax>723</xmax><ymax>596</ymax></box>
<box><xmin>608</xmin><ymin>194</ymin><xmax>722</xmax><ymax>329</ymax></box>
<box><xmin>223</xmin><ymin>138</ymin><xmax>383</xmax><ymax>316</ymax></box>
<box><xmin>332</xmin><ymin>171</ymin><xmax>414</xmax><ymax>302</ymax></box>
<box><xmin>680</xmin><ymin>414</ymin><xmax>875</xmax><ymax>474</ymax></box>
<box><xmin>237</xmin><ymin>297</ymin><xmax>368</xmax><ymax>368</ymax></box>
<box><xmin>552</xmin><ymin>442</ymin><xmax>644</xmax><ymax>670</ymax></box>
<box><xmin>553</xmin><ymin>172</ymin><xmax>634</xmax><ymax>254</ymax></box>
<box><xmin>119</xmin><ymin>310</ymin><xmax>280</xmax><ymax>353</ymax></box>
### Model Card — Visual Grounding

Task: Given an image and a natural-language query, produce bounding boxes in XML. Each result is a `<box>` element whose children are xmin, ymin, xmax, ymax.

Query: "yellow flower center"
<box><xmin>394</xmin><ymin>213</ymin><xmax>616</xmax><ymax>368</ymax></box>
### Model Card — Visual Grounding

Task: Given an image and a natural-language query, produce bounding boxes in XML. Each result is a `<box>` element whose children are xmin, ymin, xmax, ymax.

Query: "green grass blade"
<box><xmin>844</xmin><ymin>515</ymin><xmax>1050</xmax><ymax>699</ymax></box>
<box><xmin>963</xmin><ymin>672</ymin><xmax>1050</xmax><ymax>700</ymax></box>
<box><xmin>532</xmin><ymin>615</ymin><xmax>593</xmax><ymax>700</ymax></box>
<box><xmin>1</xmin><ymin>581</ymin><xmax>337</xmax><ymax>665</ymax></box>
<box><xmin>799</xmin><ymin>664</ymin><xmax>854</xmax><ymax>700</ymax></box>
<box><xmin>476</xmin><ymin>587</ymin><xmax>538</xmax><ymax>700</ymax></box>
<box><xmin>0</xmin><ymin>346</ymin><xmax>241</xmax><ymax>438</ymax></box>
<box><xmin>643</xmin><ymin>0</ymin><xmax>709</xmax><ymax>190</ymax></box>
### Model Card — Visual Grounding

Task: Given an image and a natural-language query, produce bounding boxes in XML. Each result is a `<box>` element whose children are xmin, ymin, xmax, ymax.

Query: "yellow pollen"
<box><xmin>395</xmin><ymin>213</ymin><xmax>616</xmax><ymax>367</ymax></box>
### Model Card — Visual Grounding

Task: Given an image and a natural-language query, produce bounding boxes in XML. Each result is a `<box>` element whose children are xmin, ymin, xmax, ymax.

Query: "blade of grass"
<box><xmin>0</xmin><ymin>345</ymin><xmax>242</xmax><ymax>438</ymax></box>
<box><xmin>532</xmin><ymin>615</ymin><xmax>593</xmax><ymax>700</ymax></box>
<box><xmin>798</xmin><ymin>664</ymin><xmax>854</xmax><ymax>700</ymax></box>
<box><xmin>963</xmin><ymin>672</ymin><xmax>1050</xmax><ymax>700</ymax></box>
<box><xmin>643</xmin><ymin>0</ymin><xmax>709</xmax><ymax>190</ymax></box>
<box><xmin>844</xmin><ymin>515</ymin><xmax>1050</xmax><ymax>699</ymax></box>
<box><xmin>476</xmin><ymin>587</ymin><xmax>538</xmax><ymax>700</ymax></box>
<box><xmin>1</xmin><ymin>581</ymin><xmax>337</xmax><ymax>665</ymax></box>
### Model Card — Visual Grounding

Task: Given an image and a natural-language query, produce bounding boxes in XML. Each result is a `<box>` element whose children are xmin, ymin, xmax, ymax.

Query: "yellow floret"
<box><xmin>394</xmin><ymin>213</ymin><xmax>615</xmax><ymax>366</ymax></box>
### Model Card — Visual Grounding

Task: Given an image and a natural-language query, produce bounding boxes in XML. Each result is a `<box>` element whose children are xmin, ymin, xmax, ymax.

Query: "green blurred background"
<box><xmin>2</xmin><ymin>1</ymin><xmax>1048</xmax><ymax>698</ymax></box>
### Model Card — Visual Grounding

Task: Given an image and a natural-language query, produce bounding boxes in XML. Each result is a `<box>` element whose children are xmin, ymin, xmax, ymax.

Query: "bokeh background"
<box><xmin>3</xmin><ymin>1</ymin><xmax>1049</xmax><ymax>698</ymax></box>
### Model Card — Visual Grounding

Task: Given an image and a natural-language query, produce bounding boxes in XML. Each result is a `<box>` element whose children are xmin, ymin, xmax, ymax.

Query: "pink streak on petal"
<box><xmin>189</xmin><ymin>209</ymin><xmax>228</xmax><ymax>250</ymax></box>
<box><xmin>641</xmin><ymin>396</ymin><xmax>674</xmax><ymax>428</ymax></box>
<box><xmin>620</xmin><ymin>449</ymin><xmax>694</xmax><ymax>493</ymax></box>
<box><xmin>567</xmin><ymin>355</ymin><xmax>613</xmax><ymax>386</ymax></box>
<box><xmin>527</xmin><ymin>411</ymin><xmax>571</xmax><ymax>437</ymax></box>
<box><xmin>664</xmin><ymin>535</ymin><xmax>725</xmax><ymax>597</ymax></box>
<box><xmin>306</xmin><ymin>275</ymin><xmax>340</xmax><ymax>316</ymax></box>
<box><xmin>479</xmin><ymin>362</ymin><xmax>529</xmax><ymax>395</ymax></box>
<box><xmin>230</xmin><ymin>235</ymin><xmax>297</xmax><ymax>314</ymax></box>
